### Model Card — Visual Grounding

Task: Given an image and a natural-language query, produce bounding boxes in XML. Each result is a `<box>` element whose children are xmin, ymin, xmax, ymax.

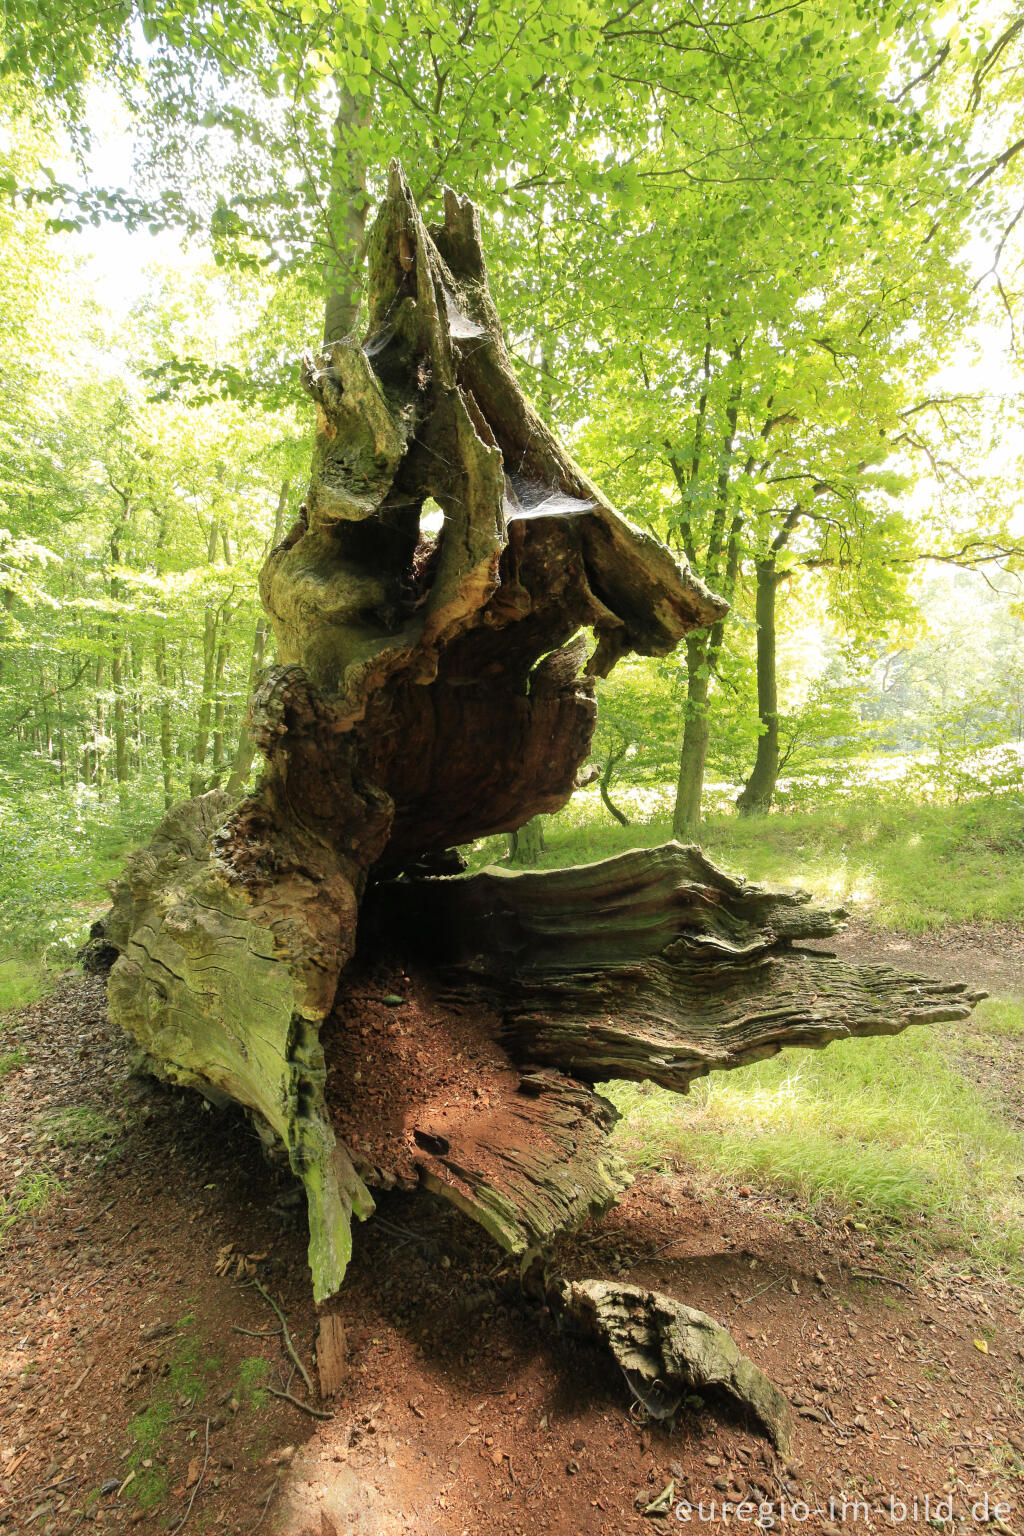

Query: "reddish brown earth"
<box><xmin>1</xmin><ymin>959</ymin><xmax>1022</xmax><ymax>1536</ymax></box>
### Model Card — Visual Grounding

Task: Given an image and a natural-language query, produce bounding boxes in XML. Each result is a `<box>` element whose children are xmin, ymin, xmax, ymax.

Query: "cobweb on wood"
<box><xmin>502</xmin><ymin>471</ymin><xmax>594</xmax><ymax>524</ymax></box>
<box><xmin>444</xmin><ymin>287</ymin><xmax>487</xmax><ymax>340</ymax></box>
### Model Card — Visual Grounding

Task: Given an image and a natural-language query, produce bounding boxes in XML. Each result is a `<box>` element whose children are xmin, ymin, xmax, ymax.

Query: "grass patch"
<box><xmin>0</xmin><ymin>956</ymin><xmax>47</xmax><ymax>1012</ymax></box>
<box><xmin>123</xmin><ymin>1316</ymin><xmax>219</xmax><ymax>1512</ymax></box>
<box><xmin>36</xmin><ymin>1104</ymin><xmax>122</xmax><ymax>1151</ymax></box>
<box><xmin>471</xmin><ymin>791</ymin><xmax>1024</xmax><ymax>931</ymax></box>
<box><xmin>0</xmin><ymin>1046</ymin><xmax>27</xmax><ymax>1081</ymax></box>
<box><xmin>970</xmin><ymin>996</ymin><xmax>1024</xmax><ymax>1037</ymax></box>
<box><xmin>0</xmin><ymin>1167</ymin><xmax>61</xmax><ymax>1241</ymax></box>
<box><xmin>469</xmin><ymin>796</ymin><xmax>1024</xmax><ymax>1270</ymax></box>
<box><xmin>608</xmin><ymin>1022</ymin><xmax>1024</xmax><ymax>1273</ymax></box>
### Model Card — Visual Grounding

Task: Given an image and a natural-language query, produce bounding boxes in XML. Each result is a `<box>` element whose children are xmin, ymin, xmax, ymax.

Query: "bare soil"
<box><xmin>1</xmin><ymin>933</ymin><xmax>1022</xmax><ymax>1536</ymax></box>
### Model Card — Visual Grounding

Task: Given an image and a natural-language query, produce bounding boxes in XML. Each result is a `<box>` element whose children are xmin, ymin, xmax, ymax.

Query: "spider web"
<box><xmin>502</xmin><ymin>471</ymin><xmax>594</xmax><ymax>523</ymax></box>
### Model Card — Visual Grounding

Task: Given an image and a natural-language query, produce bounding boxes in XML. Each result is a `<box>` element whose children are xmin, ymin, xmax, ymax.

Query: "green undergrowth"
<box><xmin>0</xmin><ymin>1045</ymin><xmax>28</xmax><ymax>1081</ymax></box>
<box><xmin>36</xmin><ymin>1104</ymin><xmax>123</xmax><ymax>1152</ymax></box>
<box><xmin>0</xmin><ymin>1168</ymin><xmax>62</xmax><ymax>1242</ymax></box>
<box><xmin>607</xmin><ymin>995</ymin><xmax>1024</xmax><ymax>1275</ymax></box>
<box><xmin>0</xmin><ymin>782</ymin><xmax>152</xmax><ymax>963</ymax></box>
<box><xmin>0</xmin><ymin>955</ymin><xmax>48</xmax><ymax>1012</ymax></box>
<box><xmin>471</xmin><ymin>790</ymin><xmax>1024</xmax><ymax>931</ymax></box>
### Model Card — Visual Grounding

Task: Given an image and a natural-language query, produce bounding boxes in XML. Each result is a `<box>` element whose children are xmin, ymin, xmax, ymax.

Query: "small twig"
<box><xmin>11</xmin><ymin>1476</ymin><xmax>77</xmax><ymax>1506</ymax></box>
<box><xmin>646</xmin><ymin>1236</ymin><xmax>688</xmax><ymax>1261</ymax></box>
<box><xmin>266</xmin><ymin>1384</ymin><xmax>333</xmax><ymax>1419</ymax></box>
<box><xmin>850</xmin><ymin>1269</ymin><xmax>915</xmax><ymax>1294</ymax></box>
<box><xmin>231</xmin><ymin>1324</ymin><xmax>283</xmax><ymax>1338</ymax></box>
<box><xmin>739</xmin><ymin>1276</ymin><xmax>784</xmax><ymax>1308</ymax></box>
<box><xmin>167</xmin><ymin>1416</ymin><xmax>210</xmax><ymax>1535</ymax></box>
<box><xmin>252</xmin><ymin>1278</ymin><xmax>315</xmax><ymax>1398</ymax></box>
<box><xmin>252</xmin><ymin>1483</ymin><xmax>276</xmax><ymax>1531</ymax></box>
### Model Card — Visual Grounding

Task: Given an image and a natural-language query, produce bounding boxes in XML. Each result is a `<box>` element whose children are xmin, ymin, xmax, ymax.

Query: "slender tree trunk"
<box><xmin>673</xmin><ymin>635</ymin><xmax>712</xmax><ymax>839</ymax></box>
<box><xmin>669</xmin><ymin>347</ymin><xmax>745</xmax><ymax>841</ymax></box>
<box><xmin>190</xmin><ymin>519</ymin><xmax>221</xmax><ymax>796</ymax></box>
<box><xmin>154</xmin><ymin>636</ymin><xmax>174</xmax><ymax>808</ymax></box>
<box><xmin>599</xmin><ymin>752</ymin><xmax>629</xmax><ymax>826</ymax></box>
<box><xmin>0</xmin><ymin>587</ymin><xmax>11</xmax><ymax>683</ymax></box>
<box><xmin>226</xmin><ymin>480</ymin><xmax>289</xmax><ymax>796</ymax></box>
<box><xmin>94</xmin><ymin>657</ymin><xmax>105</xmax><ymax>794</ymax></box>
<box><xmin>112</xmin><ymin>644</ymin><xmax>128</xmax><ymax>788</ymax></box>
<box><xmin>56</xmin><ymin>658</ymin><xmax>67</xmax><ymax>789</ymax></box>
<box><xmin>737</xmin><ymin>558</ymin><xmax>781</xmax><ymax>816</ymax></box>
<box><xmin>322</xmin><ymin>91</ymin><xmax>371</xmax><ymax>343</ymax></box>
<box><xmin>209</xmin><ymin>634</ymin><xmax>232</xmax><ymax>786</ymax></box>
<box><xmin>508</xmin><ymin>819</ymin><xmax>546</xmax><ymax>865</ymax></box>
<box><xmin>190</xmin><ymin>611</ymin><xmax>218</xmax><ymax>795</ymax></box>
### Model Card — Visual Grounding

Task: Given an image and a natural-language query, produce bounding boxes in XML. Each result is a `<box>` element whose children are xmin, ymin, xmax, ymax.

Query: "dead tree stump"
<box><xmin>102</xmin><ymin>164</ymin><xmax>979</xmax><ymax>1444</ymax></box>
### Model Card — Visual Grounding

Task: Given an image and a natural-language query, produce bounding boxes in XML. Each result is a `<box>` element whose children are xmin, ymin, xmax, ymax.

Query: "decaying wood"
<box><xmin>100</xmin><ymin>162</ymin><xmax>982</xmax><ymax>1442</ymax></box>
<box><xmin>104</xmin><ymin>161</ymin><xmax>724</xmax><ymax>1301</ymax></box>
<box><xmin>338</xmin><ymin>843</ymin><xmax>979</xmax><ymax>1258</ymax></box>
<box><xmin>373</xmin><ymin>843</ymin><xmax>980</xmax><ymax>1094</ymax></box>
<box><xmin>552</xmin><ymin>1280</ymin><xmax>794</xmax><ymax>1450</ymax></box>
<box><xmin>315</xmin><ymin>1311</ymin><xmax>348</xmax><ymax>1399</ymax></box>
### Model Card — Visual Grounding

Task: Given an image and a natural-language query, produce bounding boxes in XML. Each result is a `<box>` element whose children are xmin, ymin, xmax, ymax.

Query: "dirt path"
<box><xmin>1</xmin><ymin>934</ymin><xmax>1022</xmax><ymax>1536</ymax></box>
<box><xmin>829</xmin><ymin>918</ymin><xmax>1024</xmax><ymax>1001</ymax></box>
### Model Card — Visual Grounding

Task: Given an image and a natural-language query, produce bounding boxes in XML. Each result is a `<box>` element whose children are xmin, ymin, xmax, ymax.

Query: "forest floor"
<box><xmin>1</xmin><ymin>926</ymin><xmax>1022</xmax><ymax>1536</ymax></box>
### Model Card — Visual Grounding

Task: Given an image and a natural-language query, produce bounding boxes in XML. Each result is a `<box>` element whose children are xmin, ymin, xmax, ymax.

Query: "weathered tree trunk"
<box><xmin>737</xmin><ymin>556</ymin><xmax>782</xmax><ymax>816</ymax></box>
<box><xmin>102</xmin><ymin>167</ymin><xmax>979</xmax><ymax>1440</ymax></box>
<box><xmin>508</xmin><ymin>817</ymin><xmax>546</xmax><ymax>865</ymax></box>
<box><xmin>105</xmin><ymin>162</ymin><xmax>724</xmax><ymax>1294</ymax></box>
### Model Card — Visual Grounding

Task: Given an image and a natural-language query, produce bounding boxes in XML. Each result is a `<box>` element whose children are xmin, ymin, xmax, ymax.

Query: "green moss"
<box><xmin>131</xmin><ymin>1398</ymin><xmax>173</xmax><ymax>1455</ymax></box>
<box><xmin>123</xmin><ymin>1315</ymin><xmax>221</xmax><ymax>1513</ymax></box>
<box><xmin>237</xmin><ymin>1354</ymin><xmax>271</xmax><ymax>1409</ymax></box>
